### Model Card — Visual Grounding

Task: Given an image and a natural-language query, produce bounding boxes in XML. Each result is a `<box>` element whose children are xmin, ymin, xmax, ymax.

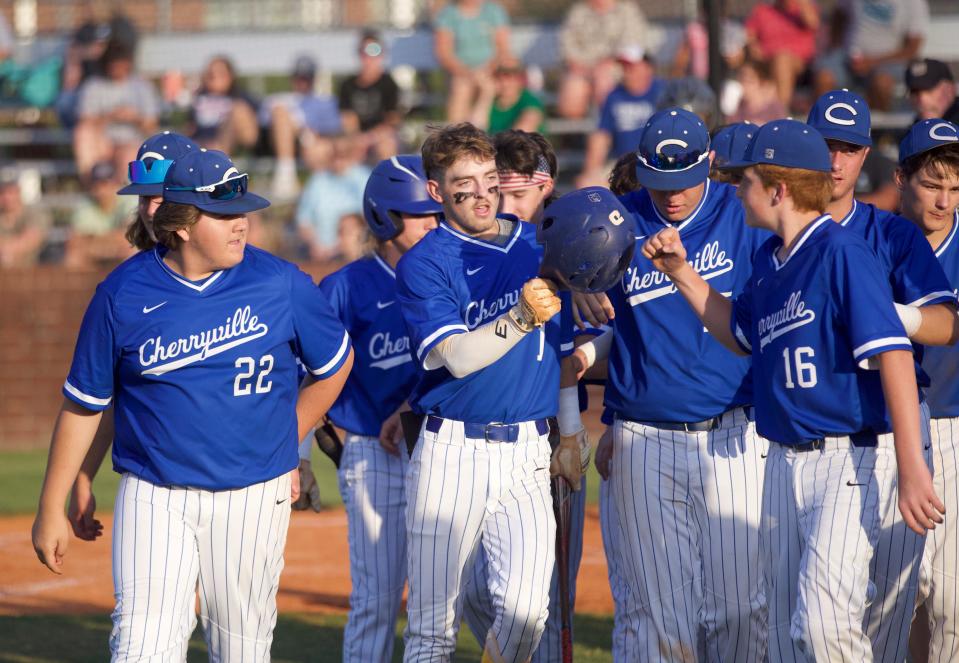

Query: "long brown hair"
<box><xmin>152</xmin><ymin>202</ymin><xmax>202</xmax><ymax>250</ymax></box>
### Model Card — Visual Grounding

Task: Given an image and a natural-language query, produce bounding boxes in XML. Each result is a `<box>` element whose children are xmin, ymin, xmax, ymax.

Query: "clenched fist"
<box><xmin>515</xmin><ymin>278</ymin><xmax>561</xmax><ymax>330</ymax></box>
<box><xmin>642</xmin><ymin>227</ymin><xmax>688</xmax><ymax>276</ymax></box>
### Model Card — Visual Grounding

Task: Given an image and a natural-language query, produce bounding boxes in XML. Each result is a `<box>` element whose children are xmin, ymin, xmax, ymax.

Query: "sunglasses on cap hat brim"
<box><xmin>166</xmin><ymin>173</ymin><xmax>250</xmax><ymax>201</ymax></box>
<box><xmin>128</xmin><ymin>159</ymin><xmax>174</xmax><ymax>185</ymax></box>
<box><xmin>637</xmin><ymin>145</ymin><xmax>711</xmax><ymax>173</ymax></box>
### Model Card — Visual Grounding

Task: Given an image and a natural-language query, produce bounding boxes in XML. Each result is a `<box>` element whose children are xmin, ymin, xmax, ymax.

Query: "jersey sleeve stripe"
<box><xmin>308</xmin><ymin>330</ymin><xmax>352</xmax><ymax>378</ymax></box>
<box><xmin>560</xmin><ymin>342</ymin><xmax>574</xmax><ymax>353</ymax></box>
<box><xmin>852</xmin><ymin>336</ymin><xmax>912</xmax><ymax>360</ymax></box>
<box><xmin>908</xmin><ymin>291</ymin><xmax>958</xmax><ymax>307</ymax></box>
<box><xmin>416</xmin><ymin>324</ymin><xmax>469</xmax><ymax>363</ymax></box>
<box><xmin>63</xmin><ymin>380</ymin><xmax>113</xmax><ymax>408</ymax></box>
<box><xmin>734</xmin><ymin>323</ymin><xmax>752</xmax><ymax>353</ymax></box>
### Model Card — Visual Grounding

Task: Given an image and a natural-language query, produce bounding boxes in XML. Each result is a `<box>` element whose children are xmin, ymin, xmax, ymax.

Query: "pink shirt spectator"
<box><xmin>745</xmin><ymin>1</ymin><xmax>819</xmax><ymax>64</ymax></box>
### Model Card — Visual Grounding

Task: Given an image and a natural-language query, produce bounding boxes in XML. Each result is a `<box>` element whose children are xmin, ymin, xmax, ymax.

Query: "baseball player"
<box><xmin>644</xmin><ymin>117</ymin><xmax>944</xmax><ymax>663</ymax></box>
<box><xmin>573</xmin><ymin>107</ymin><xmax>769</xmax><ymax>662</ymax></box>
<box><xmin>460</xmin><ymin>129</ymin><xmax>591</xmax><ymax>663</ymax></box>
<box><xmin>895</xmin><ymin>118</ymin><xmax>959</xmax><ymax>662</ymax></box>
<box><xmin>67</xmin><ymin>130</ymin><xmax>198</xmax><ymax>543</ymax></box>
<box><xmin>709</xmin><ymin>122</ymin><xmax>756</xmax><ymax>184</ymax></box>
<box><xmin>299</xmin><ymin>155</ymin><xmax>441</xmax><ymax>663</ymax></box>
<box><xmin>31</xmin><ymin>148</ymin><xmax>354</xmax><ymax>661</ymax></box>
<box><xmin>396</xmin><ymin>122</ymin><xmax>564</xmax><ymax>663</ymax></box>
<box><xmin>806</xmin><ymin>89</ymin><xmax>959</xmax><ymax>661</ymax></box>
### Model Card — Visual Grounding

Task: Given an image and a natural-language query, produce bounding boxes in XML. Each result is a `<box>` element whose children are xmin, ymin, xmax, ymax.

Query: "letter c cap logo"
<box><xmin>824</xmin><ymin>102</ymin><xmax>857</xmax><ymax>126</ymax></box>
<box><xmin>929</xmin><ymin>122</ymin><xmax>959</xmax><ymax>143</ymax></box>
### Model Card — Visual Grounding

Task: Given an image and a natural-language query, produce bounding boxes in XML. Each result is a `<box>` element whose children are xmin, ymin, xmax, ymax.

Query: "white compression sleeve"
<box><xmin>576</xmin><ymin>328</ymin><xmax>614</xmax><ymax>368</ymax></box>
<box><xmin>424</xmin><ymin>312</ymin><xmax>532</xmax><ymax>378</ymax></box>
<box><xmin>895</xmin><ymin>303</ymin><xmax>922</xmax><ymax>337</ymax></box>
<box><xmin>557</xmin><ymin>386</ymin><xmax>584</xmax><ymax>435</ymax></box>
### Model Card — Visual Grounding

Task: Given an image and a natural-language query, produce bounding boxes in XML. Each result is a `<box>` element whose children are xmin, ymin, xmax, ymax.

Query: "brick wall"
<box><xmin>0</xmin><ymin>262</ymin><xmax>340</xmax><ymax>450</ymax></box>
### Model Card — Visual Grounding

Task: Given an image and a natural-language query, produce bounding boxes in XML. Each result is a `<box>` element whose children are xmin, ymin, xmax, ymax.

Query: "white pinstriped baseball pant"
<box><xmin>599</xmin><ymin>467</ymin><xmax>637</xmax><ymax>662</ymax></box>
<box><xmin>110</xmin><ymin>472</ymin><xmax>291</xmax><ymax>662</ymax></box>
<box><xmin>337</xmin><ymin>434</ymin><xmax>409</xmax><ymax>663</ymax></box>
<box><xmin>403</xmin><ymin>418</ymin><xmax>555</xmax><ymax>663</ymax></box>
<box><xmin>609</xmin><ymin>410</ymin><xmax>767</xmax><ymax>663</ymax></box>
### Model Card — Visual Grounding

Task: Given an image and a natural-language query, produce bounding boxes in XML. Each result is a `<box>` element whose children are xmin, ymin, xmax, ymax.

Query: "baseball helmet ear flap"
<box><xmin>363</xmin><ymin>155</ymin><xmax>443</xmax><ymax>241</ymax></box>
<box><xmin>537</xmin><ymin>187</ymin><xmax>637</xmax><ymax>293</ymax></box>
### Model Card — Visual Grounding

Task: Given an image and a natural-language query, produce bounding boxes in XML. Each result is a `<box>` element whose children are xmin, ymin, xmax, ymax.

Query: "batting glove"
<box><xmin>292</xmin><ymin>459</ymin><xmax>322</xmax><ymax>512</ymax></box>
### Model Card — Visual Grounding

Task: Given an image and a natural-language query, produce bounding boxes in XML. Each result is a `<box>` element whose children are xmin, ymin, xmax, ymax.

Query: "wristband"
<box><xmin>508</xmin><ymin>303</ymin><xmax>537</xmax><ymax>333</ymax></box>
<box><xmin>894</xmin><ymin>303</ymin><xmax>922</xmax><ymax>337</ymax></box>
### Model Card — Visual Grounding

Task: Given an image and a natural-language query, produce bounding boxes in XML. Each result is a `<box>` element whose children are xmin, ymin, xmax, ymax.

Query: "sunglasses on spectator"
<box><xmin>362</xmin><ymin>41</ymin><xmax>383</xmax><ymax>57</ymax></box>
<box><xmin>128</xmin><ymin>159</ymin><xmax>174</xmax><ymax>185</ymax></box>
<box><xmin>637</xmin><ymin>147</ymin><xmax>710</xmax><ymax>173</ymax></box>
<box><xmin>167</xmin><ymin>173</ymin><xmax>249</xmax><ymax>200</ymax></box>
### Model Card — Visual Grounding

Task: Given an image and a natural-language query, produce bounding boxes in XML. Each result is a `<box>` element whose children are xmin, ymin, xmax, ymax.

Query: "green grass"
<box><xmin>0</xmin><ymin>613</ymin><xmax>614</xmax><ymax>662</ymax></box>
<box><xmin>0</xmin><ymin>446</ymin><xmax>602</xmax><ymax>516</ymax></box>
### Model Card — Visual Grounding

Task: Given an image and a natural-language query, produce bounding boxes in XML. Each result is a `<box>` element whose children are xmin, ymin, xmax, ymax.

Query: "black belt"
<box><xmin>628</xmin><ymin>407</ymin><xmax>753</xmax><ymax>433</ymax></box>
<box><xmin>792</xmin><ymin>430</ymin><xmax>879</xmax><ymax>453</ymax></box>
<box><xmin>425</xmin><ymin>415</ymin><xmax>549</xmax><ymax>442</ymax></box>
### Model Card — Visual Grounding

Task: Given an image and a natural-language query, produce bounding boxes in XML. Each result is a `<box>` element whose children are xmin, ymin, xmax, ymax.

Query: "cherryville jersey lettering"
<box><xmin>63</xmin><ymin>246</ymin><xmax>351</xmax><ymax>489</ymax></box>
<box><xmin>732</xmin><ymin>217</ymin><xmax>912</xmax><ymax>444</ymax></box>
<box><xmin>396</xmin><ymin>220</ymin><xmax>561</xmax><ymax>423</ymax></box>
<box><xmin>320</xmin><ymin>253</ymin><xmax>417</xmax><ymax>435</ymax></box>
<box><xmin>607</xmin><ymin>180</ymin><xmax>768</xmax><ymax>421</ymax></box>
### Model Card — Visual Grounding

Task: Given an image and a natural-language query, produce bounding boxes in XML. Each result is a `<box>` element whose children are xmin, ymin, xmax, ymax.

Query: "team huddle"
<box><xmin>28</xmin><ymin>85</ymin><xmax>959</xmax><ymax>663</ymax></box>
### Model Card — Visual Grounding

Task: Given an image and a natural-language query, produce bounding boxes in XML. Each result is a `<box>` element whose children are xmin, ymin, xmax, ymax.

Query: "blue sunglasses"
<box><xmin>166</xmin><ymin>173</ymin><xmax>249</xmax><ymax>201</ymax></box>
<box><xmin>128</xmin><ymin>159</ymin><xmax>174</xmax><ymax>185</ymax></box>
<box><xmin>637</xmin><ymin>145</ymin><xmax>710</xmax><ymax>173</ymax></box>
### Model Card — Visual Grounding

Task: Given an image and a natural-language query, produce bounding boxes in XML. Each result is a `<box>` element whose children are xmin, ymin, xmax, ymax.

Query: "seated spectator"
<box><xmin>0</xmin><ymin>167</ymin><xmax>51</xmax><ymax>267</ymax></box>
<box><xmin>260</xmin><ymin>55</ymin><xmax>342</xmax><ymax>200</ymax></box>
<box><xmin>726</xmin><ymin>58</ymin><xmax>788</xmax><ymax>125</ymax></box>
<box><xmin>72</xmin><ymin>40</ymin><xmax>159</xmax><ymax>178</ymax></box>
<box><xmin>814</xmin><ymin>0</ymin><xmax>929</xmax><ymax>111</ymax></box>
<box><xmin>434</xmin><ymin>0</ymin><xmax>511</xmax><ymax>123</ymax></box>
<box><xmin>471</xmin><ymin>57</ymin><xmax>545</xmax><ymax>134</ymax></box>
<box><xmin>557</xmin><ymin>0</ymin><xmax>653</xmax><ymax>119</ymax></box>
<box><xmin>188</xmin><ymin>55</ymin><xmax>259</xmax><ymax>153</ymax></box>
<box><xmin>577</xmin><ymin>46</ymin><xmax>664</xmax><ymax>188</ymax></box>
<box><xmin>744</xmin><ymin>0</ymin><xmax>820</xmax><ymax>108</ymax></box>
<box><xmin>906</xmin><ymin>58</ymin><xmax>959</xmax><ymax>124</ymax></box>
<box><xmin>338</xmin><ymin>31</ymin><xmax>401</xmax><ymax>162</ymax></box>
<box><xmin>335</xmin><ymin>213</ymin><xmax>373</xmax><ymax>263</ymax></box>
<box><xmin>670</xmin><ymin>2</ymin><xmax>746</xmax><ymax>82</ymax></box>
<box><xmin>64</xmin><ymin>161</ymin><xmax>137</xmax><ymax>268</ymax></box>
<box><xmin>295</xmin><ymin>135</ymin><xmax>371</xmax><ymax>262</ymax></box>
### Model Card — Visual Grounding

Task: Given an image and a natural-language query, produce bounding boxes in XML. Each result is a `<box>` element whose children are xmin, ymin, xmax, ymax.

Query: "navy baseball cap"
<box><xmin>722</xmin><ymin>119</ymin><xmax>831</xmax><ymax>172</ymax></box>
<box><xmin>711</xmin><ymin>122</ymin><xmax>756</xmax><ymax>168</ymax></box>
<box><xmin>806</xmin><ymin>89</ymin><xmax>872</xmax><ymax>148</ymax></box>
<box><xmin>118</xmin><ymin>131</ymin><xmax>197</xmax><ymax>196</ymax></box>
<box><xmin>163</xmin><ymin>149</ymin><xmax>270</xmax><ymax>215</ymax></box>
<box><xmin>899</xmin><ymin>118</ymin><xmax>959</xmax><ymax>164</ymax></box>
<box><xmin>635</xmin><ymin>107</ymin><xmax>711</xmax><ymax>190</ymax></box>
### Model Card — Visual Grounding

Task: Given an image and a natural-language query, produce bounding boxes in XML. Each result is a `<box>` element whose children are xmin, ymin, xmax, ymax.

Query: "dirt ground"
<box><xmin>0</xmin><ymin>506</ymin><xmax>614</xmax><ymax>617</ymax></box>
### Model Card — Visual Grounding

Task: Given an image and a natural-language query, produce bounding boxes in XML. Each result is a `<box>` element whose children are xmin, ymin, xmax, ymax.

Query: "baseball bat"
<box><xmin>552</xmin><ymin>475</ymin><xmax>574</xmax><ymax>663</ymax></box>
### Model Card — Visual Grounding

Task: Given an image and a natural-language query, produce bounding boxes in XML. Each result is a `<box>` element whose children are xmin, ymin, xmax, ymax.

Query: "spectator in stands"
<box><xmin>726</xmin><ymin>58</ymin><xmax>788</xmax><ymax>125</ymax></box>
<box><xmin>434</xmin><ymin>0</ymin><xmax>511</xmax><ymax>123</ymax></box>
<box><xmin>0</xmin><ymin>167</ymin><xmax>51</xmax><ymax>267</ymax></box>
<box><xmin>0</xmin><ymin>13</ymin><xmax>13</xmax><ymax>65</ymax></box>
<box><xmin>577</xmin><ymin>45</ymin><xmax>664</xmax><ymax>188</ymax></box>
<box><xmin>65</xmin><ymin>161</ymin><xmax>136</xmax><ymax>268</ymax></box>
<box><xmin>557</xmin><ymin>0</ymin><xmax>653</xmax><ymax>119</ymax></box>
<box><xmin>670</xmin><ymin>2</ymin><xmax>746</xmax><ymax>83</ymax></box>
<box><xmin>295</xmin><ymin>135</ymin><xmax>371</xmax><ymax>262</ymax></box>
<box><xmin>744</xmin><ymin>0</ymin><xmax>820</xmax><ymax>108</ymax></box>
<box><xmin>814</xmin><ymin>0</ymin><xmax>929</xmax><ymax>111</ymax></box>
<box><xmin>187</xmin><ymin>56</ymin><xmax>259</xmax><ymax>154</ymax></box>
<box><xmin>335</xmin><ymin>212</ymin><xmax>373</xmax><ymax>263</ymax></box>
<box><xmin>906</xmin><ymin>58</ymin><xmax>959</xmax><ymax>124</ymax></box>
<box><xmin>260</xmin><ymin>55</ymin><xmax>342</xmax><ymax>200</ymax></box>
<box><xmin>72</xmin><ymin>40</ymin><xmax>159</xmax><ymax>179</ymax></box>
<box><xmin>471</xmin><ymin>56</ymin><xmax>546</xmax><ymax>134</ymax></box>
<box><xmin>338</xmin><ymin>31</ymin><xmax>401</xmax><ymax>162</ymax></box>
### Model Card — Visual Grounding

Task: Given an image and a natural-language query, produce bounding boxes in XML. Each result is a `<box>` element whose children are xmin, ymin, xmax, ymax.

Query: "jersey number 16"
<box><xmin>782</xmin><ymin>346</ymin><xmax>817</xmax><ymax>389</ymax></box>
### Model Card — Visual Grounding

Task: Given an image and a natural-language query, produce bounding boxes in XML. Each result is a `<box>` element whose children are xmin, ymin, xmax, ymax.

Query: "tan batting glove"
<box><xmin>292</xmin><ymin>459</ymin><xmax>322</xmax><ymax>512</ymax></box>
<box><xmin>509</xmin><ymin>278</ymin><xmax>561</xmax><ymax>332</ymax></box>
<box><xmin>550</xmin><ymin>430</ymin><xmax>587</xmax><ymax>491</ymax></box>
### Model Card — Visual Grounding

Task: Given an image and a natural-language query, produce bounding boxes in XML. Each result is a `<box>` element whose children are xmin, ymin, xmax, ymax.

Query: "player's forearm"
<box><xmin>296</xmin><ymin>349</ymin><xmax>354</xmax><ymax>440</ymax></box>
<box><xmin>425</xmin><ymin>312</ymin><xmax>532</xmax><ymax>378</ymax></box>
<box><xmin>878</xmin><ymin>349</ymin><xmax>923</xmax><ymax>465</ymax></box>
<box><xmin>76</xmin><ymin>409</ymin><xmax>114</xmax><ymax>487</ymax></box>
<box><xmin>911</xmin><ymin>303</ymin><xmax>959</xmax><ymax>346</ymax></box>
<box><xmin>669</xmin><ymin>264</ymin><xmax>745</xmax><ymax>354</ymax></box>
<box><xmin>38</xmin><ymin>400</ymin><xmax>104</xmax><ymax>514</ymax></box>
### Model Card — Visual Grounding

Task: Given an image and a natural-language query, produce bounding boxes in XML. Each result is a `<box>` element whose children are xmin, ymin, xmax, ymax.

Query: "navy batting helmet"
<box><xmin>537</xmin><ymin>187</ymin><xmax>637</xmax><ymax>293</ymax></box>
<box><xmin>363</xmin><ymin>155</ymin><xmax>443</xmax><ymax>241</ymax></box>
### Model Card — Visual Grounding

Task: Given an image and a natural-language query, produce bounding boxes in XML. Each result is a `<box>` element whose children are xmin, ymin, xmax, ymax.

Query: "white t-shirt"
<box><xmin>844</xmin><ymin>0</ymin><xmax>930</xmax><ymax>57</ymax></box>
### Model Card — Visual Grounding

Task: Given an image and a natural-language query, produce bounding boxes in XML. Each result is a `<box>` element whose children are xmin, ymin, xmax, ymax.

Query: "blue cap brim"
<box><xmin>814</xmin><ymin>126</ymin><xmax>872</xmax><ymax>148</ymax></box>
<box><xmin>118</xmin><ymin>182</ymin><xmax>164</xmax><ymax>196</ymax></box>
<box><xmin>635</xmin><ymin>158</ymin><xmax>709</xmax><ymax>191</ymax></box>
<box><xmin>193</xmin><ymin>192</ymin><xmax>271</xmax><ymax>215</ymax></box>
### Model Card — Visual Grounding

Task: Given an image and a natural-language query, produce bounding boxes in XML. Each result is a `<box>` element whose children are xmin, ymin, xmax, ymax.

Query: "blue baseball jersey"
<box><xmin>732</xmin><ymin>217</ymin><xmax>912</xmax><ymax>444</ymax></box>
<box><xmin>396</xmin><ymin>220</ymin><xmax>562</xmax><ymax>423</ymax></box>
<box><xmin>605</xmin><ymin>180</ymin><xmax>768</xmax><ymax>422</ymax></box>
<box><xmin>64</xmin><ymin>246</ymin><xmax>351</xmax><ymax>490</ymax></box>
<box><xmin>320</xmin><ymin>253</ymin><xmax>418</xmax><ymax>436</ymax></box>
<box><xmin>922</xmin><ymin>214</ymin><xmax>959</xmax><ymax>418</ymax></box>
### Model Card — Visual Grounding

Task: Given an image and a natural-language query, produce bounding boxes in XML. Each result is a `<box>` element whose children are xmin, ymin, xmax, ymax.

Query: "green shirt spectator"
<box><xmin>489</xmin><ymin>89</ymin><xmax>546</xmax><ymax>134</ymax></box>
<box><xmin>435</xmin><ymin>1</ymin><xmax>509</xmax><ymax>69</ymax></box>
